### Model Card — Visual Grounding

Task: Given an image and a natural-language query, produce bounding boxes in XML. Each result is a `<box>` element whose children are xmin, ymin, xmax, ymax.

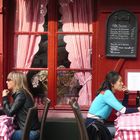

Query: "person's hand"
<box><xmin>137</xmin><ymin>107</ymin><xmax>140</xmax><ymax>112</ymax></box>
<box><xmin>122</xmin><ymin>85</ymin><xmax>129</xmax><ymax>94</ymax></box>
<box><xmin>2</xmin><ymin>89</ymin><xmax>9</xmax><ymax>97</ymax></box>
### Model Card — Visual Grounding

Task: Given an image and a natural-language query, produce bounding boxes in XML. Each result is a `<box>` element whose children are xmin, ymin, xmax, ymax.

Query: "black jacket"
<box><xmin>2</xmin><ymin>89</ymin><xmax>39</xmax><ymax>130</ymax></box>
<box><xmin>86</xmin><ymin>119</ymin><xmax>112</xmax><ymax>140</ymax></box>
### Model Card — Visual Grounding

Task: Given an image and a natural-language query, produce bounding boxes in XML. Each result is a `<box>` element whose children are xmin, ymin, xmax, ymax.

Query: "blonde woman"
<box><xmin>2</xmin><ymin>71</ymin><xmax>40</xmax><ymax>140</ymax></box>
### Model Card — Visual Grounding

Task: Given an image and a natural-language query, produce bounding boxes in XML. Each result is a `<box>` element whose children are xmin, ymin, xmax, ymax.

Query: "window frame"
<box><xmin>6</xmin><ymin>0</ymin><xmax>95</xmax><ymax>110</ymax></box>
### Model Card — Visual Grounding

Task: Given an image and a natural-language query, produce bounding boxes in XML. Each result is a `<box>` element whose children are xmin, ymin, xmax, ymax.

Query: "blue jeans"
<box><xmin>11</xmin><ymin>130</ymin><xmax>40</xmax><ymax>140</ymax></box>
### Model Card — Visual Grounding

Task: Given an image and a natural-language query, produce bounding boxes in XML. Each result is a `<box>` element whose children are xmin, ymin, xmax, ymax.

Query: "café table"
<box><xmin>114</xmin><ymin>112</ymin><xmax>140</xmax><ymax>140</ymax></box>
<box><xmin>0</xmin><ymin>115</ymin><xmax>15</xmax><ymax>140</ymax></box>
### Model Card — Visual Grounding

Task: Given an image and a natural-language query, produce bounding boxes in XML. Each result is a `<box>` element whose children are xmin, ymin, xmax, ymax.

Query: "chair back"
<box><xmin>69</xmin><ymin>99</ymin><xmax>89</xmax><ymax>140</ymax></box>
<box><xmin>39</xmin><ymin>98</ymin><xmax>51</xmax><ymax>140</ymax></box>
<box><xmin>22</xmin><ymin>106</ymin><xmax>37</xmax><ymax>140</ymax></box>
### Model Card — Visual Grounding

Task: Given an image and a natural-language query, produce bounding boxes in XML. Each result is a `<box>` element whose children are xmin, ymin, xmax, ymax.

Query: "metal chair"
<box><xmin>39</xmin><ymin>98</ymin><xmax>51</xmax><ymax>140</ymax></box>
<box><xmin>69</xmin><ymin>98</ymin><xmax>89</xmax><ymax>140</ymax></box>
<box><xmin>22</xmin><ymin>106</ymin><xmax>38</xmax><ymax>140</ymax></box>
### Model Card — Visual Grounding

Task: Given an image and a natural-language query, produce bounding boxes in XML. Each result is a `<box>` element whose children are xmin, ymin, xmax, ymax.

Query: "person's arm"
<box><xmin>121</xmin><ymin>87</ymin><xmax>140</xmax><ymax>113</ymax></box>
<box><xmin>103</xmin><ymin>90</ymin><xmax>125</xmax><ymax>111</ymax></box>
<box><xmin>116</xmin><ymin>106</ymin><xmax>139</xmax><ymax>116</ymax></box>
<box><xmin>125</xmin><ymin>107</ymin><xmax>138</xmax><ymax>113</ymax></box>
<box><xmin>122</xmin><ymin>86</ymin><xmax>129</xmax><ymax>106</ymax></box>
<box><xmin>2</xmin><ymin>92</ymin><xmax>26</xmax><ymax>116</ymax></box>
<box><xmin>104</xmin><ymin>91</ymin><xmax>140</xmax><ymax>113</ymax></box>
<box><xmin>122</xmin><ymin>92</ymin><xmax>129</xmax><ymax>106</ymax></box>
<box><xmin>119</xmin><ymin>106</ymin><xmax>138</xmax><ymax>113</ymax></box>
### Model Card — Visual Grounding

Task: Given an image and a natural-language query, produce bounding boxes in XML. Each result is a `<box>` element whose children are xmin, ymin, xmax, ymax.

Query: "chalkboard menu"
<box><xmin>106</xmin><ymin>10</ymin><xmax>138</xmax><ymax>58</ymax></box>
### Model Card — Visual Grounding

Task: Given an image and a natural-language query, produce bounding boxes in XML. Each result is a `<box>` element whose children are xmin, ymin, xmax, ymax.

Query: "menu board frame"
<box><xmin>125</xmin><ymin>69</ymin><xmax>140</xmax><ymax>92</ymax></box>
<box><xmin>106</xmin><ymin>10</ymin><xmax>138</xmax><ymax>58</ymax></box>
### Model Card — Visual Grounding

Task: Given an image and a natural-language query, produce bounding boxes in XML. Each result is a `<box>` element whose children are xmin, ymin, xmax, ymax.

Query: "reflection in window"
<box><xmin>30</xmin><ymin>68</ymin><xmax>84</xmax><ymax>105</ymax></box>
<box><xmin>30</xmin><ymin>70</ymin><xmax>48</xmax><ymax>104</ymax></box>
<box><xmin>57</xmin><ymin>69</ymin><xmax>82</xmax><ymax>105</ymax></box>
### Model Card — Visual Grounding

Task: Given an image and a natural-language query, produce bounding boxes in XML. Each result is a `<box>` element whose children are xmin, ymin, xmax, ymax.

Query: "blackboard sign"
<box><xmin>106</xmin><ymin>10</ymin><xmax>138</xmax><ymax>58</ymax></box>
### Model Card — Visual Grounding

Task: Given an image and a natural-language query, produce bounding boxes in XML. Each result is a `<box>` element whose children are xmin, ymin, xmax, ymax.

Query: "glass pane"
<box><xmin>28</xmin><ymin>70</ymin><xmax>48</xmax><ymax>99</ymax></box>
<box><xmin>58</xmin><ymin>0</ymin><xmax>93</xmax><ymax>32</ymax></box>
<box><xmin>56</xmin><ymin>70</ymin><xmax>92</xmax><ymax>105</ymax></box>
<box><xmin>57</xmin><ymin>34</ymin><xmax>92</xmax><ymax>69</ymax></box>
<box><xmin>14</xmin><ymin>34</ymin><xmax>48</xmax><ymax>68</ymax></box>
<box><xmin>57</xmin><ymin>34</ymin><xmax>70</xmax><ymax>68</ymax></box>
<box><xmin>15</xmin><ymin>0</ymin><xmax>48</xmax><ymax>32</ymax></box>
<box><xmin>58</xmin><ymin>9</ymin><xmax>62</xmax><ymax>32</ymax></box>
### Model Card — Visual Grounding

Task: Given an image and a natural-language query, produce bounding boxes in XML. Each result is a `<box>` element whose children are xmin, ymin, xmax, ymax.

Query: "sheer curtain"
<box><xmin>59</xmin><ymin>0</ymin><xmax>93</xmax><ymax>105</ymax></box>
<box><xmin>14</xmin><ymin>0</ymin><xmax>48</xmax><ymax>68</ymax></box>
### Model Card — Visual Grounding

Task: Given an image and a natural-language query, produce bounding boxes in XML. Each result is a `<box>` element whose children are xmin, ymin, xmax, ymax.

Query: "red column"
<box><xmin>48</xmin><ymin>0</ymin><xmax>58</xmax><ymax>107</ymax></box>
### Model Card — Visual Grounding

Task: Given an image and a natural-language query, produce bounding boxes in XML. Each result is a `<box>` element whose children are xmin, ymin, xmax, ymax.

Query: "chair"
<box><xmin>22</xmin><ymin>106</ymin><xmax>37</xmax><ymax>140</ymax></box>
<box><xmin>69</xmin><ymin>98</ymin><xmax>89</xmax><ymax>140</ymax></box>
<box><xmin>39</xmin><ymin>98</ymin><xmax>51</xmax><ymax>140</ymax></box>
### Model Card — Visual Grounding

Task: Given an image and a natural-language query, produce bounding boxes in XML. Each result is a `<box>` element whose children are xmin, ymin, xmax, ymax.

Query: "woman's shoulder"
<box><xmin>101</xmin><ymin>90</ymin><xmax>115</xmax><ymax>99</ymax></box>
<box><xmin>14</xmin><ymin>89</ymin><xmax>26</xmax><ymax>98</ymax></box>
<box><xmin>104</xmin><ymin>89</ymin><xmax>113</xmax><ymax>95</ymax></box>
<box><xmin>98</xmin><ymin>90</ymin><xmax>113</xmax><ymax>98</ymax></box>
<box><xmin>16</xmin><ymin>89</ymin><xmax>26</xmax><ymax>94</ymax></box>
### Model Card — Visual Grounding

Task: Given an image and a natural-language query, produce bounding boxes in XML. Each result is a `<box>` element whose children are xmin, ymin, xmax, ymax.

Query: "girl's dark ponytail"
<box><xmin>96</xmin><ymin>71</ymin><xmax>120</xmax><ymax>95</ymax></box>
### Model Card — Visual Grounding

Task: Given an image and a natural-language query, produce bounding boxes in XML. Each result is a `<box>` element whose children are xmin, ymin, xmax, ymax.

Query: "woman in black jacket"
<box><xmin>2</xmin><ymin>71</ymin><xmax>40</xmax><ymax>140</ymax></box>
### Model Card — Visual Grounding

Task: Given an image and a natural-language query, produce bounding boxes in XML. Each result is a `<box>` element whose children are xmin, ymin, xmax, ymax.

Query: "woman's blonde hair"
<box><xmin>7</xmin><ymin>71</ymin><xmax>34</xmax><ymax>101</ymax></box>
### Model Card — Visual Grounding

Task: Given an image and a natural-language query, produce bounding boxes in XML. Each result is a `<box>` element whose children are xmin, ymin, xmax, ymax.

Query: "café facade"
<box><xmin>0</xmin><ymin>0</ymin><xmax>140</xmax><ymax>139</ymax></box>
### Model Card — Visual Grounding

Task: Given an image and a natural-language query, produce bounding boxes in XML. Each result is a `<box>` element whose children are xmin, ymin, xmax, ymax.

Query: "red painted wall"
<box><xmin>93</xmin><ymin>0</ymin><xmax>140</xmax><ymax>120</ymax></box>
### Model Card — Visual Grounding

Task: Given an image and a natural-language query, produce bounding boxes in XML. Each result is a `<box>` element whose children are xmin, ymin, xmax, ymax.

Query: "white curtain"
<box><xmin>14</xmin><ymin>0</ymin><xmax>48</xmax><ymax>68</ymax></box>
<box><xmin>59</xmin><ymin>0</ymin><xmax>93</xmax><ymax>105</ymax></box>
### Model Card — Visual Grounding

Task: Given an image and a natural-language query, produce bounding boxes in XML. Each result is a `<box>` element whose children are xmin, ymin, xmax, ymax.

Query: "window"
<box><xmin>10</xmin><ymin>0</ymin><xmax>93</xmax><ymax>108</ymax></box>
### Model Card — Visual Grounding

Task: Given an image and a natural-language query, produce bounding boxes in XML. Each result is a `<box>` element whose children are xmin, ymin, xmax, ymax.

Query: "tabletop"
<box><xmin>0</xmin><ymin>115</ymin><xmax>15</xmax><ymax>140</ymax></box>
<box><xmin>114</xmin><ymin>112</ymin><xmax>140</xmax><ymax>140</ymax></box>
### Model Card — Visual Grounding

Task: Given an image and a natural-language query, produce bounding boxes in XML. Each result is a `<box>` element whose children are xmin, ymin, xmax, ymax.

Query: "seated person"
<box><xmin>2</xmin><ymin>71</ymin><xmax>40</xmax><ymax>140</ymax></box>
<box><xmin>85</xmin><ymin>71</ymin><xmax>140</xmax><ymax>139</ymax></box>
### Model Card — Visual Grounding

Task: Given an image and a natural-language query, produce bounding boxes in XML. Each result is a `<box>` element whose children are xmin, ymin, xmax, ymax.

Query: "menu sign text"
<box><xmin>106</xmin><ymin>10</ymin><xmax>138</xmax><ymax>58</ymax></box>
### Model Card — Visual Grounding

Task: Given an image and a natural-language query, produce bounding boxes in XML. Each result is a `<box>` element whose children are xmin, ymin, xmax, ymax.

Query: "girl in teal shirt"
<box><xmin>86</xmin><ymin>71</ymin><xmax>140</xmax><ymax>140</ymax></box>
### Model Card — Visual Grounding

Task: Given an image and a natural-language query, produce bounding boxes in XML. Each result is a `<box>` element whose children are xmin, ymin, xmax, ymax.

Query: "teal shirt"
<box><xmin>88</xmin><ymin>90</ymin><xmax>124</xmax><ymax>120</ymax></box>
